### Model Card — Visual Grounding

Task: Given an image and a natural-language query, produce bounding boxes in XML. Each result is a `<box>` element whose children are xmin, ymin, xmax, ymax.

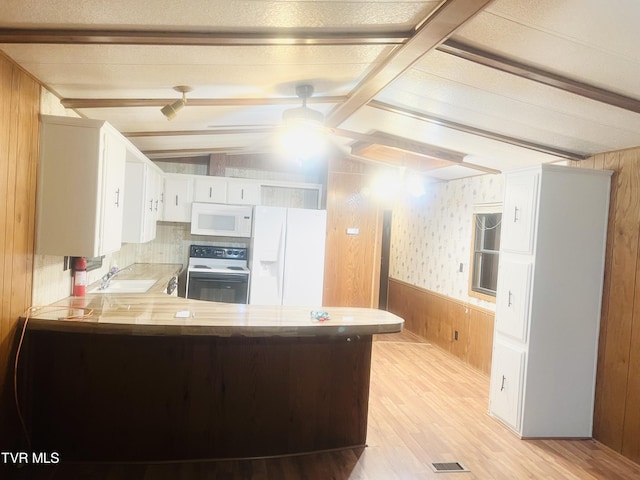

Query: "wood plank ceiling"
<box><xmin>1</xmin><ymin>0</ymin><xmax>640</xmax><ymax>180</ymax></box>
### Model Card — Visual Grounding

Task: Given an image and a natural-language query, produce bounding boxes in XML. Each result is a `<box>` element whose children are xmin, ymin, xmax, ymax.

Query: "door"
<box><xmin>489</xmin><ymin>340</ymin><xmax>525</xmax><ymax>432</ymax></box>
<box><xmin>495</xmin><ymin>258</ymin><xmax>532</xmax><ymax>342</ymax></box>
<box><xmin>186</xmin><ymin>272</ymin><xmax>249</xmax><ymax>304</ymax></box>
<box><xmin>501</xmin><ymin>172</ymin><xmax>538</xmax><ymax>254</ymax></box>
<box><xmin>227</xmin><ymin>180</ymin><xmax>261</xmax><ymax>205</ymax></box>
<box><xmin>282</xmin><ymin>208</ymin><xmax>327</xmax><ymax>306</ymax></box>
<box><xmin>194</xmin><ymin>176</ymin><xmax>227</xmax><ymax>203</ymax></box>
<box><xmin>99</xmin><ymin>129</ymin><xmax>126</xmax><ymax>254</ymax></box>
<box><xmin>163</xmin><ymin>175</ymin><xmax>193</xmax><ymax>222</ymax></box>
<box><xmin>249</xmin><ymin>206</ymin><xmax>287</xmax><ymax>305</ymax></box>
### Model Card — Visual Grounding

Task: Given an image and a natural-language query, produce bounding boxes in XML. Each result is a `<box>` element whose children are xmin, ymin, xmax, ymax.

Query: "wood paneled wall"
<box><xmin>323</xmin><ymin>158</ymin><xmax>382</xmax><ymax>307</ymax></box>
<box><xmin>387</xmin><ymin>278</ymin><xmax>494</xmax><ymax>374</ymax></box>
<box><xmin>570</xmin><ymin>151</ymin><xmax>640</xmax><ymax>464</ymax></box>
<box><xmin>0</xmin><ymin>52</ymin><xmax>40</xmax><ymax>449</ymax></box>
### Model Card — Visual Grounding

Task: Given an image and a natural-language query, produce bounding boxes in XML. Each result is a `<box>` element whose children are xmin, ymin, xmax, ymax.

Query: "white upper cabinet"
<box><xmin>193</xmin><ymin>176</ymin><xmax>227</xmax><ymax>203</ymax></box>
<box><xmin>162</xmin><ymin>174</ymin><xmax>193</xmax><ymax>222</ymax></box>
<box><xmin>500</xmin><ymin>171</ymin><xmax>539</xmax><ymax>254</ymax></box>
<box><xmin>36</xmin><ymin>115</ymin><xmax>126</xmax><ymax>257</ymax></box>
<box><xmin>227</xmin><ymin>179</ymin><xmax>261</xmax><ymax>205</ymax></box>
<box><xmin>122</xmin><ymin>148</ymin><xmax>164</xmax><ymax>243</ymax></box>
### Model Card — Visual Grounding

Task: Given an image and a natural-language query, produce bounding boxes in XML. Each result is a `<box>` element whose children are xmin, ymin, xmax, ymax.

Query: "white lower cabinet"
<box><xmin>489</xmin><ymin>164</ymin><xmax>612</xmax><ymax>438</ymax></box>
<box><xmin>489</xmin><ymin>340</ymin><xmax>525</xmax><ymax>431</ymax></box>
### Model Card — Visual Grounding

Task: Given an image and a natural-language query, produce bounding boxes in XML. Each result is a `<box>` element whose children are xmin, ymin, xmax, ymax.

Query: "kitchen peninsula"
<box><xmin>19</xmin><ymin>264</ymin><xmax>403</xmax><ymax>462</ymax></box>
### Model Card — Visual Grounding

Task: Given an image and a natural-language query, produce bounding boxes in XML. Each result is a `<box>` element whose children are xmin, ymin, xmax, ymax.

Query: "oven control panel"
<box><xmin>189</xmin><ymin>245</ymin><xmax>247</xmax><ymax>260</ymax></box>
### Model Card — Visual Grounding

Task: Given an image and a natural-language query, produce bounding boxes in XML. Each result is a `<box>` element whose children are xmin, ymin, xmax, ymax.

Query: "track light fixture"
<box><xmin>161</xmin><ymin>85</ymin><xmax>192</xmax><ymax>120</ymax></box>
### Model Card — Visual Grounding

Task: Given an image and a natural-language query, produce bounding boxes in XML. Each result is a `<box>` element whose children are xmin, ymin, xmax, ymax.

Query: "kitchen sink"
<box><xmin>88</xmin><ymin>279</ymin><xmax>157</xmax><ymax>294</ymax></box>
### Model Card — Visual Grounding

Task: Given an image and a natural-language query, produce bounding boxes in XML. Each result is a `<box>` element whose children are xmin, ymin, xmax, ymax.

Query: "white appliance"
<box><xmin>190</xmin><ymin>203</ymin><xmax>253</xmax><ymax>238</ymax></box>
<box><xmin>249</xmin><ymin>206</ymin><xmax>327</xmax><ymax>306</ymax></box>
<box><xmin>186</xmin><ymin>245</ymin><xmax>250</xmax><ymax>304</ymax></box>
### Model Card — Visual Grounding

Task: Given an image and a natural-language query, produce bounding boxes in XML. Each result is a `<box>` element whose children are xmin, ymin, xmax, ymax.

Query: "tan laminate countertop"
<box><xmin>25</xmin><ymin>263</ymin><xmax>404</xmax><ymax>337</ymax></box>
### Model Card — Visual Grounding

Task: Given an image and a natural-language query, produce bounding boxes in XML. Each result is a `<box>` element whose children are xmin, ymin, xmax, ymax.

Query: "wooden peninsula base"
<box><xmin>22</xmin><ymin>330</ymin><xmax>374</xmax><ymax>461</ymax></box>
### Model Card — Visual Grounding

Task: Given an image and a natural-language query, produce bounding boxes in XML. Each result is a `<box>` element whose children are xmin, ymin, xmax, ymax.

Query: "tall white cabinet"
<box><xmin>489</xmin><ymin>164</ymin><xmax>612</xmax><ymax>438</ymax></box>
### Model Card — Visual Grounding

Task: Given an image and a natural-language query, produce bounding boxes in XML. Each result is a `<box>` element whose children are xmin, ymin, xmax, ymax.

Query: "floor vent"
<box><xmin>431</xmin><ymin>461</ymin><xmax>469</xmax><ymax>473</ymax></box>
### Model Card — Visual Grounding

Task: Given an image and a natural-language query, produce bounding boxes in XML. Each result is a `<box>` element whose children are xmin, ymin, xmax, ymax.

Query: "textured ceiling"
<box><xmin>1</xmin><ymin>0</ymin><xmax>640</xmax><ymax>180</ymax></box>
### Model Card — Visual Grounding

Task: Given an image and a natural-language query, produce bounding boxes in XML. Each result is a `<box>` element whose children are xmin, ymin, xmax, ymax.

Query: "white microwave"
<box><xmin>190</xmin><ymin>203</ymin><xmax>253</xmax><ymax>238</ymax></box>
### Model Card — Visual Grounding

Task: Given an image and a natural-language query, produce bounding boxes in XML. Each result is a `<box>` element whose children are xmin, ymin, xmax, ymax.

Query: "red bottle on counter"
<box><xmin>73</xmin><ymin>256</ymin><xmax>87</xmax><ymax>297</ymax></box>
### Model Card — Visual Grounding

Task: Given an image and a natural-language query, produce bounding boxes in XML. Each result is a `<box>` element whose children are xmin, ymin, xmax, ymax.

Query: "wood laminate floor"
<box><xmin>8</xmin><ymin>331</ymin><xmax>640</xmax><ymax>479</ymax></box>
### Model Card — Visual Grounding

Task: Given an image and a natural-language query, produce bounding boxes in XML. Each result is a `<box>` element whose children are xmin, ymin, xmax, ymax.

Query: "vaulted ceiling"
<box><xmin>2</xmin><ymin>0</ymin><xmax>640</xmax><ymax>181</ymax></box>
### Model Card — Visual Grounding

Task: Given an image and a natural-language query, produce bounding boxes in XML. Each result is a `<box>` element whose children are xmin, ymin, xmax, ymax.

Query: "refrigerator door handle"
<box><xmin>277</xmin><ymin>222</ymin><xmax>286</xmax><ymax>302</ymax></box>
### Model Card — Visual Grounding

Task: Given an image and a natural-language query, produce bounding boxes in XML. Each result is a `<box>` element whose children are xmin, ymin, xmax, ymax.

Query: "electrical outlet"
<box><xmin>454</xmin><ymin>330</ymin><xmax>459</xmax><ymax>341</ymax></box>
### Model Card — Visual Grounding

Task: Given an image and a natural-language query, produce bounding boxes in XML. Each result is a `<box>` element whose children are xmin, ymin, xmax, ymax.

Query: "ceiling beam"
<box><xmin>0</xmin><ymin>28</ymin><xmax>408</xmax><ymax>46</ymax></box>
<box><xmin>332</xmin><ymin>128</ymin><xmax>466</xmax><ymax>164</ymax></box>
<box><xmin>61</xmin><ymin>96</ymin><xmax>346</xmax><ymax>109</ymax></box>
<box><xmin>124</xmin><ymin>127</ymin><xmax>276</xmax><ymax>138</ymax></box>
<box><xmin>142</xmin><ymin>147</ymin><xmax>245</xmax><ymax>158</ymax></box>
<box><xmin>369</xmin><ymin>100</ymin><xmax>589</xmax><ymax>161</ymax></box>
<box><xmin>437</xmin><ymin>39</ymin><xmax>640</xmax><ymax>114</ymax></box>
<box><xmin>325</xmin><ymin>0</ymin><xmax>494</xmax><ymax>128</ymax></box>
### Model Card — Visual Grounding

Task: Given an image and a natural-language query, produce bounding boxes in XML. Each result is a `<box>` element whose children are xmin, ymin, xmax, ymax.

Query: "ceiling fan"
<box><xmin>281</xmin><ymin>84</ymin><xmax>325</xmax><ymax>127</ymax></box>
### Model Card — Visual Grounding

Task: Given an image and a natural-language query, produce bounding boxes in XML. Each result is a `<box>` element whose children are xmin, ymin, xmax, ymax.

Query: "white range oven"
<box><xmin>185</xmin><ymin>245</ymin><xmax>250</xmax><ymax>304</ymax></box>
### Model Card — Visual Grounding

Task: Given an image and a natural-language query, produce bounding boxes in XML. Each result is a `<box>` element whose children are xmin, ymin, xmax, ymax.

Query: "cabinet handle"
<box><xmin>514</xmin><ymin>206</ymin><xmax>520</xmax><ymax>223</ymax></box>
<box><xmin>115</xmin><ymin>188</ymin><xmax>120</xmax><ymax>207</ymax></box>
<box><xmin>155</xmin><ymin>200</ymin><xmax>158</xmax><ymax>211</ymax></box>
<box><xmin>241</xmin><ymin>188</ymin><xmax>244</xmax><ymax>200</ymax></box>
<box><xmin>149</xmin><ymin>199</ymin><xmax>154</xmax><ymax>211</ymax></box>
<box><xmin>175</xmin><ymin>195</ymin><xmax>178</xmax><ymax>206</ymax></box>
<box><xmin>501</xmin><ymin>375</ymin><xmax>506</xmax><ymax>391</ymax></box>
<box><xmin>209</xmin><ymin>187</ymin><xmax>212</xmax><ymax>198</ymax></box>
<box><xmin>160</xmin><ymin>192</ymin><xmax>164</xmax><ymax>203</ymax></box>
<box><xmin>508</xmin><ymin>290</ymin><xmax>513</xmax><ymax>307</ymax></box>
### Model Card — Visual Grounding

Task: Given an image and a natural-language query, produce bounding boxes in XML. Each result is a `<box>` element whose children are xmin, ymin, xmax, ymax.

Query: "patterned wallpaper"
<box><xmin>389</xmin><ymin>174</ymin><xmax>504</xmax><ymax>311</ymax></box>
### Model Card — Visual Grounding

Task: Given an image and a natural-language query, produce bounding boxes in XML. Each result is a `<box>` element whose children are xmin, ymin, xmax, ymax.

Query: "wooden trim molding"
<box><xmin>438</xmin><ymin>39</ymin><xmax>640</xmax><ymax>115</ymax></box>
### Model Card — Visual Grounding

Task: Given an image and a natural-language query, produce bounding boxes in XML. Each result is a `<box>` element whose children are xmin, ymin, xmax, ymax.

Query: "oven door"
<box><xmin>186</xmin><ymin>271</ymin><xmax>249</xmax><ymax>304</ymax></box>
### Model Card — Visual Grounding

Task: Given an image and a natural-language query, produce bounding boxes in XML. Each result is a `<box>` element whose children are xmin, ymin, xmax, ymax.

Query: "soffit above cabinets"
<box><xmin>1</xmin><ymin>0</ymin><xmax>640</xmax><ymax>180</ymax></box>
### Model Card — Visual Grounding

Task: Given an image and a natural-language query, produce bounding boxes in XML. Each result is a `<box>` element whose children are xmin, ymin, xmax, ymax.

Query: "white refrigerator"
<box><xmin>249</xmin><ymin>206</ymin><xmax>327</xmax><ymax>306</ymax></box>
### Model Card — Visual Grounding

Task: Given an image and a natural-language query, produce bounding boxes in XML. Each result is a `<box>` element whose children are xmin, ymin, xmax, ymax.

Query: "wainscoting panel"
<box><xmin>387</xmin><ymin>278</ymin><xmax>494</xmax><ymax>374</ymax></box>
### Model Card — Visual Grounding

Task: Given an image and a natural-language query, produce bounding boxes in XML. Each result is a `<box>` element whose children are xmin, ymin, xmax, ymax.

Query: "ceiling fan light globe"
<box><xmin>279</xmin><ymin>125</ymin><xmax>326</xmax><ymax>160</ymax></box>
<box><xmin>282</xmin><ymin>106</ymin><xmax>324</xmax><ymax>126</ymax></box>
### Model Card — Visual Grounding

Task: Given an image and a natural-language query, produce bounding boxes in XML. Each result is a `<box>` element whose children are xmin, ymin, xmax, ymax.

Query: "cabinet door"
<box><xmin>122</xmin><ymin>161</ymin><xmax>146</xmax><ymax>243</ymax></box>
<box><xmin>489</xmin><ymin>341</ymin><xmax>525</xmax><ymax>432</ymax></box>
<box><xmin>194</xmin><ymin>176</ymin><xmax>227</xmax><ymax>203</ymax></box>
<box><xmin>163</xmin><ymin>175</ymin><xmax>193</xmax><ymax>222</ymax></box>
<box><xmin>227</xmin><ymin>180</ymin><xmax>261</xmax><ymax>205</ymax></box>
<box><xmin>154</xmin><ymin>171</ymin><xmax>164</xmax><ymax>221</ymax></box>
<box><xmin>99</xmin><ymin>129</ymin><xmax>126</xmax><ymax>254</ymax></box>
<box><xmin>495</xmin><ymin>259</ymin><xmax>532</xmax><ymax>342</ymax></box>
<box><xmin>501</xmin><ymin>172</ymin><xmax>538</xmax><ymax>254</ymax></box>
<box><xmin>144</xmin><ymin>167</ymin><xmax>157</xmax><ymax>241</ymax></box>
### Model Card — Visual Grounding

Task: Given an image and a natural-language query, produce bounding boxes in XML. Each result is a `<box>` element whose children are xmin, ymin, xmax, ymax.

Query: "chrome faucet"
<box><xmin>100</xmin><ymin>266</ymin><xmax>131</xmax><ymax>290</ymax></box>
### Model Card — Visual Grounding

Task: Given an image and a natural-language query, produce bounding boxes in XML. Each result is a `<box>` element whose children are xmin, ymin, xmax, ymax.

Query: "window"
<box><xmin>470</xmin><ymin>211</ymin><xmax>502</xmax><ymax>299</ymax></box>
